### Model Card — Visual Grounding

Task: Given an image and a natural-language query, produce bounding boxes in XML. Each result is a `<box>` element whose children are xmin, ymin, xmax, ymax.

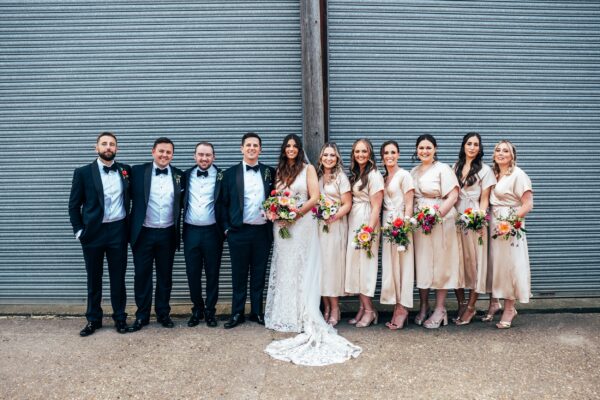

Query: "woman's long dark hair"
<box><xmin>276</xmin><ymin>134</ymin><xmax>305</xmax><ymax>188</ymax></box>
<box><xmin>454</xmin><ymin>132</ymin><xmax>484</xmax><ymax>188</ymax></box>
<box><xmin>411</xmin><ymin>134</ymin><xmax>439</xmax><ymax>162</ymax></box>
<box><xmin>380</xmin><ymin>140</ymin><xmax>400</xmax><ymax>178</ymax></box>
<box><xmin>349</xmin><ymin>138</ymin><xmax>377</xmax><ymax>191</ymax></box>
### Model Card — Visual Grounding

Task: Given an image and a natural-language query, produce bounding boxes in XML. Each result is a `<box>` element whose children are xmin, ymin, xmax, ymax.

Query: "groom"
<box><xmin>221</xmin><ymin>132</ymin><xmax>275</xmax><ymax>329</ymax></box>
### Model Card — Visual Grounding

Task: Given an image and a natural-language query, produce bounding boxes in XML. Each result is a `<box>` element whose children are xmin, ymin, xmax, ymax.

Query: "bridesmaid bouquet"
<box><xmin>311</xmin><ymin>194</ymin><xmax>340</xmax><ymax>233</ymax></box>
<box><xmin>353</xmin><ymin>224</ymin><xmax>377</xmax><ymax>259</ymax></box>
<box><xmin>262</xmin><ymin>190</ymin><xmax>301</xmax><ymax>239</ymax></box>
<box><xmin>456</xmin><ymin>208</ymin><xmax>490</xmax><ymax>245</ymax></box>
<box><xmin>414</xmin><ymin>204</ymin><xmax>442</xmax><ymax>235</ymax></box>
<box><xmin>492</xmin><ymin>209</ymin><xmax>527</xmax><ymax>243</ymax></box>
<box><xmin>381</xmin><ymin>216</ymin><xmax>417</xmax><ymax>252</ymax></box>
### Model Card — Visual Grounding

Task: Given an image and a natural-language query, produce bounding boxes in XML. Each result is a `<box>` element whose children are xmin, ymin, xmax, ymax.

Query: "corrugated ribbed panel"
<box><xmin>0</xmin><ymin>1</ymin><xmax>302</xmax><ymax>303</ymax></box>
<box><xmin>327</xmin><ymin>0</ymin><xmax>600</xmax><ymax>297</ymax></box>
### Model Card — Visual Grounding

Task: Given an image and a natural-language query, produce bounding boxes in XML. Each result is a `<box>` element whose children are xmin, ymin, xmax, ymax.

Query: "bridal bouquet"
<box><xmin>353</xmin><ymin>224</ymin><xmax>377</xmax><ymax>259</ymax></box>
<box><xmin>456</xmin><ymin>208</ymin><xmax>490</xmax><ymax>245</ymax></box>
<box><xmin>262</xmin><ymin>190</ymin><xmax>301</xmax><ymax>239</ymax></box>
<box><xmin>492</xmin><ymin>208</ymin><xmax>527</xmax><ymax>244</ymax></box>
<box><xmin>381</xmin><ymin>216</ymin><xmax>417</xmax><ymax>252</ymax></box>
<box><xmin>414</xmin><ymin>204</ymin><xmax>442</xmax><ymax>235</ymax></box>
<box><xmin>311</xmin><ymin>194</ymin><xmax>340</xmax><ymax>233</ymax></box>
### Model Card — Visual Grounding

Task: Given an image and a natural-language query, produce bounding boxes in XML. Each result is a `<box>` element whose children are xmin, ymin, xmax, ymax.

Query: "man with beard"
<box><xmin>69</xmin><ymin>132</ymin><xmax>132</xmax><ymax>336</ymax></box>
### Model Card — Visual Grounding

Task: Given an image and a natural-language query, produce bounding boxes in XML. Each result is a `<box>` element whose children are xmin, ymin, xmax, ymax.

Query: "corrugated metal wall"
<box><xmin>327</xmin><ymin>0</ymin><xmax>600</xmax><ymax>297</ymax></box>
<box><xmin>0</xmin><ymin>1</ymin><xmax>302</xmax><ymax>303</ymax></box>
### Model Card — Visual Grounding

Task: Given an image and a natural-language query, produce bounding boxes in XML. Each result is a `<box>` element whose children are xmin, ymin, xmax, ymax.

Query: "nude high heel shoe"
<box><xmin>423</xmin><ymin>310</ymin><xmax>448</xmax><ymax>329</ymax></box>
<box><xmin>356</xmin><ymin>310</ymin><xmax>378</xmax><ymax>328</ymax></box>
<box><xmin>496</xmin><ymin>309</ymin><xmax>518</xmax><ymax>329</ymax></box>
<box><xmin>348</xmin><ymin>306</ymin><xmax>365</xmax><ymax>325</ymax></box>
<box><xmin>327</xmin><ymin>308</ymin><xmax>341</xmax><ymax>327</ymax></box>
<box><xmin>414</xmin><ymin>309</ymin><xmax>430</xmax><ymax>326</ymax></box>
<box><xmin>455</xmin><ymin>305</ymin><xmax>477</xmax><ymax>326</ymax></box>
<box><xmin>480</xmin><ymin>301</ymin><xmax>502</xmax><ymax>322</ymax></box>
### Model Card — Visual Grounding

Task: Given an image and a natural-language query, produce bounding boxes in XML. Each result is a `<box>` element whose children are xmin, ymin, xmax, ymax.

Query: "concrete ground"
<box><xmin>1</xmin><ymin>313</ymin><xmax>599</xmax><ymax>400</ymax></box>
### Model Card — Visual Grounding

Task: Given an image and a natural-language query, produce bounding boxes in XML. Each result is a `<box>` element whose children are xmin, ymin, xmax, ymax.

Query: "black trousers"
<box><xmin>183</xmin><ymin>223</ymin><xmax>223</xmax><ymax>315</ymax></box>
<box><xmin>132</xmin><ymin>226</ymin><xmax>176</xmax><ymax>321</ymax></box>
<box><xmin>227</xmin><ymin>224</ymin><xmax>272</xmax><ymax>316</ymax></box>
<box><xmin>80</xmin><ymin>219</ymin><xmax>128</xmax><ymax>323</ymax></box>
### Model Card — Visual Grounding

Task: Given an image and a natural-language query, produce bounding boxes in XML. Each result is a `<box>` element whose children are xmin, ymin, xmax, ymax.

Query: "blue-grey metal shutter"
<box><xmin>327</xmin><ymin>0</ymin><xmax>600</xmax><ymax>297</ymax></box>
<box><xmin>0</xmin><ymin>1</ymin><xmax>302</xmax><ymax>303</ymax></box>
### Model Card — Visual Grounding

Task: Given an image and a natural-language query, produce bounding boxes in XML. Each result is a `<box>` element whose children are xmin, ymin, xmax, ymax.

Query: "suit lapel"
<box><xmin>144</xmin><ymin>163</ymin><xmax>152</xmax><ymax>206</ymax></box>
<box><xmin>236</xmin><ymin>162</ymin><xmax>244</xmax><ymax>212</ymax></box>
<box><xmin>214</xmin><ymin>165</ymin><xmax>222</xmax><ymax>200</ymax></box>
<box><xmin>259</xmin><ymin>163</ymin><xmax>272</xmax><ymax>198</ymax></box>
<box><xmin>90</xmin><ymin>161</ymin><xmax>104</xmax><ymax>208</ymax></box>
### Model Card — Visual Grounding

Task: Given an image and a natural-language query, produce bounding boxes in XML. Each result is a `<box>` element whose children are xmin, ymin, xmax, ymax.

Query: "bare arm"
<box><xmin>325</xmin><ymin>191</ymin><xmax>352</xmax><ymax>224</ymax></box>
<box><xmin>479</xmin><ymin>186</ymin><xmax>492</xmax><ymax>211</ymax></box>
<box><xmin>298</xmin><ymin>164</ymin><xmax>320</xmax><ymax>218</ymax></box>
<box><xmin>368</xmin><ymin>190</ymin><xmax>384</xmax><ymax>228</ymax></box>
<box><xmin>517</xmin><ymin>190</ymin><xmax>533</xmax><ymax>218</ymax></box>
<box><xmin>439</xmin><ymin>187</ymin><xmax>459</xmax><ymax>217</ymax></box>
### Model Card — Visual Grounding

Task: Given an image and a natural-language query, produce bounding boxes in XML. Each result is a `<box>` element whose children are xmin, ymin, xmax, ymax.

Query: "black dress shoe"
<box><xmin>205</xmin><ymin>313</ymin><xmax>218</xmax><ymax>328</ymax></box>
<box><xmin>157</xmin><ymin>315</ymin><xmax>175</xmax><ymax>328</ymax></box>
<box><xmin>187</xmin><ymin>310</ymin><xmax>205</xmax><ymax>327</ymax></box>
<box><xmin>115</xmin><ymin>320</ymin><xmax>129</xmax><ymax>334</ymax></box>
<box><xmin>80</xmin><ymin>321</ymin><xmax>102</xmax><ymax>337</ymax></box>
<box><xmin>224</xmin><ymin>313</ymin><xmax>245</xmax><ymax>329</ymax></box>
<box><xmin>248</xmin><ymin>313</ymin><xmax>265</xmax><ymax>325</ymax></box>
<box><xmin>129</xmin><ymin>318</ymin><xmax>149</xmax><ymax>332</ymax></box>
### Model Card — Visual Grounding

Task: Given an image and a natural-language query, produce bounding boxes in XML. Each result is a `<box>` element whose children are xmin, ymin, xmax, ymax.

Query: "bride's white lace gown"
<box><xmin>264</xmin><ymin>165</ymin><xmax>362</xmax><ymax>366</ymax></box>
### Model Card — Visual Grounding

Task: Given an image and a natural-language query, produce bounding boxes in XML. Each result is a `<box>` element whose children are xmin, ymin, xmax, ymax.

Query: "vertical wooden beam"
<box><xmin>300</xmin><ymin>0</ymin><xmax>325</xmax><ymax>165</ymax></box>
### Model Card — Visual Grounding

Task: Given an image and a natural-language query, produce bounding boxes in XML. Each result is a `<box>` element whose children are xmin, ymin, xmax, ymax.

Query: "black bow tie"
<box><xmin>246</xmin><ymin>164</ymin><xmax>260</xmax><ymax>172</ymax></box>
<box><xmin>197</xmin><ymin>169</ymin><xmax>208</xmax><ymax>178</ymax></box>
<box><xmin>155</xmin><ymin>168</ymin><xmax>168</xmax><ymax>176</ymax></box>
<box><xmin>103</xmin><ymin>164</ymin><xmax>117</xmax><ymax>174</ymax></box>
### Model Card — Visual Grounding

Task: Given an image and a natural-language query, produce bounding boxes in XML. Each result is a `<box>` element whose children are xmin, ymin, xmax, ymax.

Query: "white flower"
<box><xmin>288</xmin><ymin>211</ymin><xmax>297</xmax><ymax>219</ymax></box>
<box><xmin>460</xmin><ymin>214</ymin><xmax>470</xmax><ymax>224</ymax></box>
<box><xmin>329</xmin><ymin>207</ymin><xmax>338</xmax><ymax>215</ymax></box>
<box><xmin>427</xmin><ymin>208</ymin><xmax>436</xmax><ymax>216</ymax></box>
<box><xmin>322</xmin><ymin>211</ymin><xmax>331</xmax><ymax>220</ymax></box>
<box><xmin>397</xmin><ymin>245</ymin><xmax>406</xmax><ymax>253</ymax></box>
<box><xmin>409</xmin><ymin>217</ymin><xmax>418</xmax><ymax>226</ymax></box>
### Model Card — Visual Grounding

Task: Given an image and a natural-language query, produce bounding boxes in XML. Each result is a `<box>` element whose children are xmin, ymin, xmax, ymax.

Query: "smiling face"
<box><xmin>353</xmin><ymin>141</ymin><xmax>370</xmax><ymax>167</ymax></box>
<box><xmin>494</xmin><ymin>142</ymin><xmax>513</xmax><ymax>168</ymax></box>
<box><xmin>241</xmin><ymin>137</ymin><xmax>261</xmax><ymax>164</ymax></box>
<box><xmin>152</xmin><ymin>142</ymin><xmax>174</xmax><ymax>169</ymax></box>
<box><xmin>464</xmin><ymin>135</ymin><xmax>481</xmax><ymax>161</ymax></box>
<box><xmin>285</xmin><ymin>138</ymin><xmax>299</xmax><ymax>161</ymax></box>
<box><xmin>417</xmin><ymin>139</ymin><xmax>436</xmax><ymax>164</ymax></box>
<box><xmin>320</xmin><ymin>146</ymin><xmax>338</xmax><ymax>172</ymax></box>
<box><xmin>194</xmin><ymin>144</ymin><xmax>214</xmax><ymax>170</ymax></box>
<box><xmin>96</xmin><ymin>134</ymin><xmax>117</xmax><ymax>162</ymax></box>
<box><xmin>382</xmin><ymin>143</ymin><xmax>399</xmax><ymax>169</ymax></box>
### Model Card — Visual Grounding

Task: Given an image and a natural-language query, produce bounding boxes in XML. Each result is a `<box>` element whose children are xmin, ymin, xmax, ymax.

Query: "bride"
<box><xmin>264</xmin><ymin>134</ymin><xmax>362</xmax><ymax>366</ymax></box>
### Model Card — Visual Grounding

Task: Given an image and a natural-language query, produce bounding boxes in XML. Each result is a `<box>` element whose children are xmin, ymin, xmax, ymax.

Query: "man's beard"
<box><xmin>98</xmin><ymin>151</ymin><xmax>116</xmax><ymax>161</ymax></box>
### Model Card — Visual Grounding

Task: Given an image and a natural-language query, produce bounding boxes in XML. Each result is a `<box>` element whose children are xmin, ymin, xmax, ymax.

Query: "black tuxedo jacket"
<box><xmin>68</xmin><ymin>160</ymin><xmax>132</xmax><ymax>244</ymax></box>
<box><xmin>182</xmin><ymin>164</ymin><xmax>225</xmax><ymax>241</ymax></box>
<box><xmin>129</xmin><ymin>162</ymin><xmax>184</xmax><ymax>249</ymax></box>
<box><xmin>221</xmin><ymin>162</ymin><xmax>275</xmax><ymax>237</ymax></box>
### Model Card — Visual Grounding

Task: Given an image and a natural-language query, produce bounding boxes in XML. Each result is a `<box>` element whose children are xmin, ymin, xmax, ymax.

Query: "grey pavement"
<box><xmin>1</xmin><ymin>313</ymin><xmax>599</xmax><ymax>400</ymax></box>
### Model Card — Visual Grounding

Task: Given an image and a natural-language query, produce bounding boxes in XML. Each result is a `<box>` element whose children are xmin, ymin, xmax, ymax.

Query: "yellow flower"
<box><xmin>358</xmin><ymin>231</ymin><xmax>371</xmax><ymax>243</ymax></box>
<box><xmin>278</xmin><ymin>197</ymin><xmax>290</xmax><ymax>206</ymax></box>
<box><xmin>497</xmin><ymin>221</ymin><xmax>511</xmax><ymax>236</ymax></box>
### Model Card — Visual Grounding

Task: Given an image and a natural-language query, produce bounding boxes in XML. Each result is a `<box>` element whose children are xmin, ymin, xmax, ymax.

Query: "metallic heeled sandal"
<box><xmin>423</xmin><ymin>310</ymin><xmax>448</xmax><ymax>329</ymax></box>
<box><xmin>480</xmin><ymin>302</ymin><xmax>503</xmax><ymax>322</ymax></box>
<box><xmin>455</xmin><ymin>306</ymin><xmax>476</xmax><ymax>326</ymax></box>
<box><xmin>496</xmin><ymin>310</ymin><xmax>518</xmax><ymax>329</ymax></box>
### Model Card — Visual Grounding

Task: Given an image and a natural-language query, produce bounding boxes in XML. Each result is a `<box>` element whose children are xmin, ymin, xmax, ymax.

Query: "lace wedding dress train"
<box><xmin>264</xmin><ymin>166</ymin><xmax>362</xmax><ymax>366</ymax></box>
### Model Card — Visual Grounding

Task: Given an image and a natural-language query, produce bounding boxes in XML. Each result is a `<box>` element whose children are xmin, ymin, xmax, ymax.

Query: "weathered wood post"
<box><xmin>300</xmin><ymin>0</ymin><xmax>326</xmax><ymax>165</ymax></box>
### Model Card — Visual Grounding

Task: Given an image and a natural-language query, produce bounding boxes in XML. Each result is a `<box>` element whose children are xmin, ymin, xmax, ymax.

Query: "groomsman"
<box><xmin>182</xmin><ymin>142</ymin><xmax>224</xmax><ymax>328</ymax></box>
<box><xmin>221</xmin><ymin>132</ymin><xmax>275</xmax><ymax>329</ymax></box>
<box><xmin>129</xmin><ymin>137</ymin><xmax>183</xmax><ymax>332</ymax></box>
<box><xmin>68</xmin><ymin>132</ymin><xmax>131</xmax><ymax>336</ymax></box>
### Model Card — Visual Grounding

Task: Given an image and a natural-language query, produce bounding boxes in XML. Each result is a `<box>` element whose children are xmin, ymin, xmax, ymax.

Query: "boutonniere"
<box><xmin>264</xmin><ymin>168</ymin><xmax>271</xmax><ymax>183</ymax></box>
<box><xmin>174</xmin><ymin>173</ymin><xmax>181</xmax><ymax>186</ymax></box>
<box><xmin>217</xmin><ymin>170</ymin><xmax>224</xmax><ymax>181</ymax></box>
<box><xmin>119</xmin><ymin>168</ymin><xmax>129</xmax><ymax>180</ymax></box>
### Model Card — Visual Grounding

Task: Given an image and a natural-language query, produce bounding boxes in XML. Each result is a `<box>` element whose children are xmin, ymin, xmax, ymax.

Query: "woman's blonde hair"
<box><xmin>316</xmin><ymin>142</ymin><xmax>344</xmax><ymax>179</ymax></box>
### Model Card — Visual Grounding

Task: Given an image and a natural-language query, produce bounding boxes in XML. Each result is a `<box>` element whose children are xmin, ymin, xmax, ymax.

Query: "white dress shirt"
<box><xmin>185</xmin><ymin>165</ymin><xmax>217</xmax><ymax>226</ymax></box>
<box><xmin>143</xmin><ymin>162</ymin><xmax>175</xmax><ymax>228</ymax></box>
<box><xmin>242</xmin><ymin>161</ymin><xmax>266</xmax><ymax>225</ymax></box>
<box><xmin>97</xmin><ymin>159</ymin><xmax>126</xmax><ymax>223</ymax></box>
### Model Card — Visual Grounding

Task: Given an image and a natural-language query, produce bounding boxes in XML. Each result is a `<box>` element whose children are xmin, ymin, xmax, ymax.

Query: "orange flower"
<box><xmin>357</xmin><ymin>231</ymin><xmax>371</xmax><ymax>243</ymax></box>
<box><xmin>497</xmin><ymin>221</ymin><xmax>512</xmax><ymax>236</ymax></box>
<box><xmin>278</xmin><ymin>197</ymin><xmax>290</xmax><ymax>206</ymax></box>
<box><xmin>464</xmin><ymin>208</ymin><xmax>472</xmax><ymax>214</ymax></box>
